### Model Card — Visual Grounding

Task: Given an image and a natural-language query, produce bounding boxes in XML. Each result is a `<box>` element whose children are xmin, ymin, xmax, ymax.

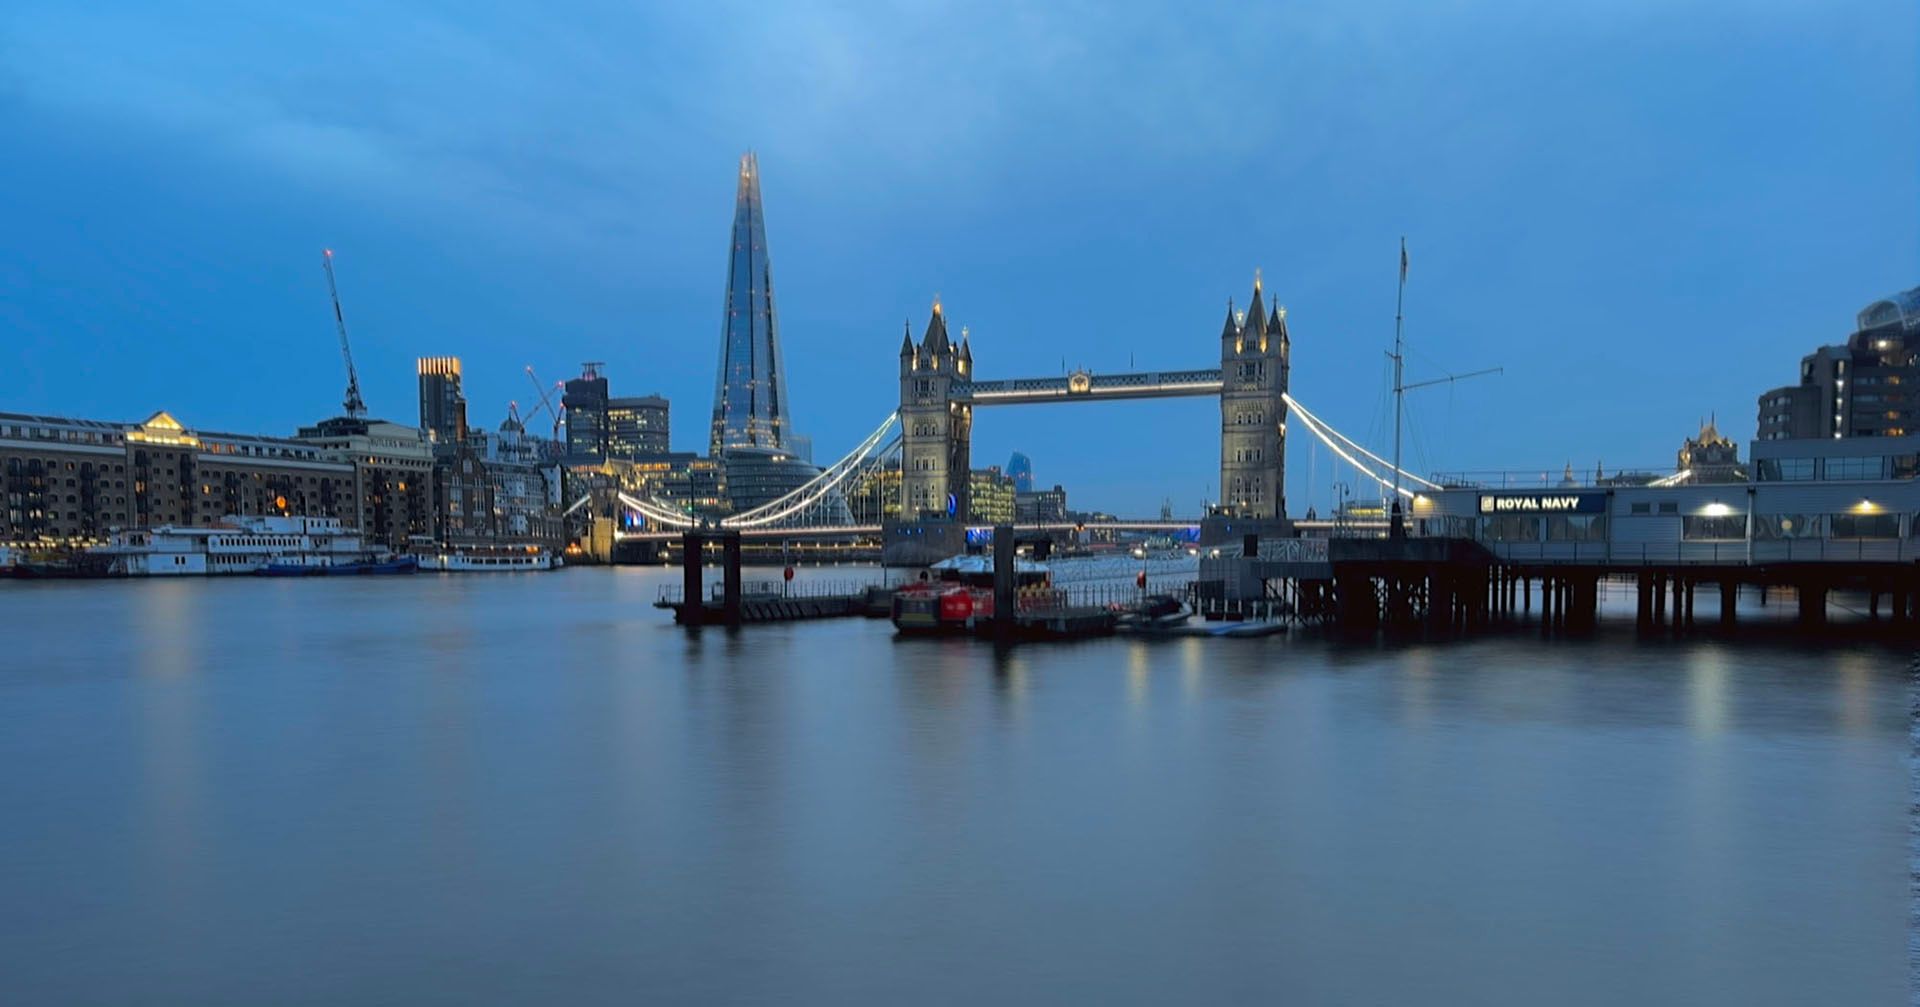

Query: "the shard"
<box><xmin>710</xmin><ymin>152</ymin><xmax>790</xmax><ymax>457</ymax></box>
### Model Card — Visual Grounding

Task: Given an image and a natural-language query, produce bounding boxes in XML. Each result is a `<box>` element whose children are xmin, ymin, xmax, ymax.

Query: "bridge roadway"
<box><xmin>955</xmin><ymin>369</ymin><xmax>1223</xmax><ymax>405</ymax></box>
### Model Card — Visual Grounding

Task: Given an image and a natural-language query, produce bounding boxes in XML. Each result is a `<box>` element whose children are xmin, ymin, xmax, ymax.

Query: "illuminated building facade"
<box><xmin>710</xmin><ymin>152</ymin><xmax>790</xmax><ymax>456</ymax></box>
<box><xmin>2</xmin><ymin>411</ymin><xmax>356</xmax><ymax>548</ymax></box>
<box><xmin>416</xmin><ymin>356</ymin><xmax>467</xmax><ymax>447</ymax></box>
<box><xmin>564</xmin><ymin>363</ymin><xmax>611</xmax><ymax>460</ymax></box>
<box><xmin>1758</xmin><ymin>285</ymin><xmax>1920</xmax><ymax>440</ymax></box>
<box><xmin>607</xmin><ymin>395</ymin><xmax>670</xmax><ymax>459</ymax></box>
<box><xmin>968</xmin><ymin>467</ymin><xmax>1016</xmax><ymax>525</ymax></box>
<box><xmin>1217</xmin><ymin>276</ymin><xmax>1289</xmax><ymax>520</ymax></box>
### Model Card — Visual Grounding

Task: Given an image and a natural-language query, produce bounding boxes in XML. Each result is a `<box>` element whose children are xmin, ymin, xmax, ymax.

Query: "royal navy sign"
<box><xmin>1478</xmin><ymin>492</ymin><xmax>1606</xmax><ymax>515</ymax></box>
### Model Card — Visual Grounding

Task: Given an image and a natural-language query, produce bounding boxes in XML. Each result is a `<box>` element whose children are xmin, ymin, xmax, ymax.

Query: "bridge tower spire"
<box><xmin>1218</xmin><ymin>272</ymin><xmax>1288</xmax><ymax>523</ymax></box>
<box><xmin>900</xmin><ymin>297</ymin><xmax>972</xmax><ymax>522</ymax></box>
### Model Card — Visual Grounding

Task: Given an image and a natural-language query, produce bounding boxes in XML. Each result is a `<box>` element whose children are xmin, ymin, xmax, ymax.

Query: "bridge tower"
<box><xmin>1218</xmin><ymin>274</ymin><xmax>1289</xmax><ymax>520</ymax></box>
<box><xmin>899</xmin><ymin>300</ymin><xmax>973</xmax><ymax>520</ymax></box>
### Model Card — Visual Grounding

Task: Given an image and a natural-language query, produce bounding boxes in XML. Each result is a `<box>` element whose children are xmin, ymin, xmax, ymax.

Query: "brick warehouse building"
<box><xmin>1</xmin><ymin>410</ymin><xmax>433</xmax><ymax>551</ymax></box>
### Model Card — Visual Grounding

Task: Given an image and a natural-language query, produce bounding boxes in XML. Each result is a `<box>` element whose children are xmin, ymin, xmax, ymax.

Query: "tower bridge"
<box><xmin>895</xmin><ymin>277</ymin><xmax>1289</xmax><ymax>545</ymax></box>
<box><xmin>594</xmin><ymin>272</ymin><xmax>1439</xmax><ymax>563</ymax></box>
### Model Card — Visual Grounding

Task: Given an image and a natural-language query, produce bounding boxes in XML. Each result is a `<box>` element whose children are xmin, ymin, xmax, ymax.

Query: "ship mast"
<box><xmin>1390</xmin><ymin>238</ymin><xmax>1407</xmax><ymax>534</ymax></box>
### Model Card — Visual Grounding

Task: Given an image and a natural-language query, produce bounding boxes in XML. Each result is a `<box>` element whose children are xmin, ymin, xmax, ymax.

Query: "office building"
<box><xmin>1757</xmin><ymin>285</ymin><xmax>1919</xmax><ymax>440</ymax></box>
<box><xmin>705</xmin><ymin>153</ymin><xmax>835</xmax><ymax>515</ymax></box>
<box><xmin>607</xmin><ymin>395</ymin><xmax>670</xmax><ymax>458</ymax></box>
<box><xmin>564</xmin><ymin>362</ymin><xmax>610</xmax><ymax>459</ymax></box>
<box><xmin>1007</xmin><ymin>451</ymin><xmax>1034</xmax><ymax>493</ymax></box>
<box><xmin>416</xmin><ymin>356</ymin><xmax>467</xmax><ymax>447</ymax></box>
<box><xmin>1016</xmin><ymin>484</ymin><xmax>1069</xmax><ymax>524</ymax></box>
<box><xmin>968</xmin><ymin>467</ymin><xmax>1016</xmax><ymax>525</ymax></box>
<box><xmin>710</xmin><ymin>152</ymin><xmax>792</xmax><ymax>456</ymax></box>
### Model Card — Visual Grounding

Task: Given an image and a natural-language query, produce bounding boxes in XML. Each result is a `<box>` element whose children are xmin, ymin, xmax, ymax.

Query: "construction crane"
<box><xmin>524</xmin><ymin>366</ymin><xmax>566</xmax><ymax>442</ymax></box>
<box><xmin>321</xmin><ymin>249</ymin><xmax>368</xmax><ymax>419</ymax></box>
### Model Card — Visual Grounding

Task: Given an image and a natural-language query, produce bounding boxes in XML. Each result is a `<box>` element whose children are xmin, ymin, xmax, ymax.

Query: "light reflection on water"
<box><xmin>0</xmin><ymin>567</ymin><xmax>1908</xmax><ymax>1006</ymax></box>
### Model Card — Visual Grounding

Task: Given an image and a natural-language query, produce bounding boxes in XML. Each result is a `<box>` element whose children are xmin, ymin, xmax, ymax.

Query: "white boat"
<box><xmin>92</xmin><ymin>515</ymin><xmax>377</xmax><ymax>576</ymax></box>
<box><xmin>425</xmin><ymin>549</ymin><xmax>563</xmax><ymax>572</ymax></box>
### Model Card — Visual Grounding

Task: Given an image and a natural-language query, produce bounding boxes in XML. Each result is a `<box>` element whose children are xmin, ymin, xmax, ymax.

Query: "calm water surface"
<box><xmin>0</xmin><ymin>568</ymin><xmax>1908</xmax><ymax>1005</ymax></box>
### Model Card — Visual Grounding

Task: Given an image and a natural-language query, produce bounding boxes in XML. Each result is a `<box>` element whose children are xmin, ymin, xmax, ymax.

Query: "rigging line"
<box><xmin>1284</xmin><ymin>394</ymin><xmax>1444</xmax><ymax>489</ymax></box>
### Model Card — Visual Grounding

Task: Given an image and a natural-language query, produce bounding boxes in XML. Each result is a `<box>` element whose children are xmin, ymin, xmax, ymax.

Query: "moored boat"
<box><xmin>258</xmin><ymin>555</ymin><xmax>419</xmax><ymax>576</ymax></box>
<box><xmin>425</xmin><ymin>548</ymin><xmax>562</xmax><ymax>572</ymax></box>
<box><xmin>891</xmin><ymin>554</ymin><xmax>1049</xmax><ymax>634</ymax></box>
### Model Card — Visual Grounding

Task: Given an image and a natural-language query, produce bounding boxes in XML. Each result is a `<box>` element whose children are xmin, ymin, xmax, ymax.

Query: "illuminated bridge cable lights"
<box><xmin>1287</xmin><ymin>407</ymin><xmax>1413</xmax><ymax>500</ymax></box>
<box><xmin>616</xmin><ymin>492</ymin><xmax>700</xmax><ymax>528</ymax></box>
<box><xmin>1282</xmin><ymin>393</ymin><xmax>1443</xmax><ymax>493</ymax></box>
<box><xmin>720</xmin><ymin>412</ymin><xmax>900</xmax><ymax>529</ymax></box>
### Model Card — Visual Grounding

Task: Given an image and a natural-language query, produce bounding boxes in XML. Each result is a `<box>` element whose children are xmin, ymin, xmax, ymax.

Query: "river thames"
<box><xmin>0</xmin><ymin>567</ymin><xmax>1908</xmax><ymax>1004</ymax></box>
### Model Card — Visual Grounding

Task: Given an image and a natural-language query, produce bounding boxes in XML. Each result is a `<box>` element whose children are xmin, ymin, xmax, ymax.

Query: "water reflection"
<box><xmin>0</xmin><ymin>569</ymin><xmax>1906</xmax><ymax>1005</ymax></box>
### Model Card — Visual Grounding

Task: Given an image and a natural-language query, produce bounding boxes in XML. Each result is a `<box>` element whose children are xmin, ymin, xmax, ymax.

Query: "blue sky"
<box><xmin>1</xmin><ymin>0</ymin><xmax>1914</xmax><ymax>516</ymax></box>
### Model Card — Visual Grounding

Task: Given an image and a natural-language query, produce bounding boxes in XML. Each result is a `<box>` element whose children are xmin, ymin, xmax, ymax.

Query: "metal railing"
<box><xmin>1484</xmin><ymin>538</ymin><xmax>1917</xmax><ymax>566</ymax></box>
<box><xmin>656</xmin><ymin>579</ymin><xmax>879</xmax><ymax>605</ymax></box>
<box><xmin>1428</xmin><ymin>468</ymin><xmax>1674</xmax><ymax>489</ymax></box>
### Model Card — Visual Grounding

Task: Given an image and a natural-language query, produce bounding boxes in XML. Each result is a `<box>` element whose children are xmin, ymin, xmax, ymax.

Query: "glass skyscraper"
<box><xmin>710</xmin><ymin>152</ymin><xmax>790</xmax><ymax>456</ymax></box>
<box><xmin>704</xmin><ymin>153</ymin><xmax>848</xmax><ymax>522</ymax></box>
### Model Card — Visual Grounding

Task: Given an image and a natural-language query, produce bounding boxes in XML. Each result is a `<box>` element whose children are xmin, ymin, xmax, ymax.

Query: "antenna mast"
<box><xmin>322</xmin><ymin>249</ymin><xmax>367</xmax><ymax>419</ymax></box>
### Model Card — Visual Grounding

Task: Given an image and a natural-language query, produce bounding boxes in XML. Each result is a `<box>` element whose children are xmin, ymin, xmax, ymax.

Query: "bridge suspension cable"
<box><xmin>722</xmin><ymin>412</ymin><xmax>901</xmax><ymax>529</ymax></box>
<box><xmin>616</xmin><ymin>491</ymin><xmax>700</xmax><ymax>528</ymax></box>
<box><xmin>1284</xmin><ymin>393</ymin><xmax>1444</xmax><ymax>496</ymax></box>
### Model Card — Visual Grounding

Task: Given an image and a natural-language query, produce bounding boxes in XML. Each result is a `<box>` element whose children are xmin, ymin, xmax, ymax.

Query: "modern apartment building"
<box><xmin>1757</xmin><ymin>286</ymin><xmax>1919</xmax><ymax>440</ymax></box>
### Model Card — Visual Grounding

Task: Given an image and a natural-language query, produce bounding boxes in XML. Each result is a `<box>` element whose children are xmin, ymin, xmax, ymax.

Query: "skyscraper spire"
<box><xmin>710</xmin><ymin>151</ymin><xmax>791</xmax><ymax>456</ymax></box>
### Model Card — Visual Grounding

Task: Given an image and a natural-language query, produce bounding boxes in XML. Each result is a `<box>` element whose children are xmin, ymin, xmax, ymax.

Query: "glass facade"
<box><xmin>710</xmin><ymin>153</ymin><xmax>790</xmax><ymax>456</ymax></box>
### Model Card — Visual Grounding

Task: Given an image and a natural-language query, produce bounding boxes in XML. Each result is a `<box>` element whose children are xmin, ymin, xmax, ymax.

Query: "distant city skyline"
<box><xmin>1</xmin><ymin>1</ymin><xmax>1913</xmax><ymax>515</ymax></box>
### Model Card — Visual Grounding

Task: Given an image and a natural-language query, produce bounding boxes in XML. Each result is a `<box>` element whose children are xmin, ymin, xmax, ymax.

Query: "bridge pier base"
<box><xmin>721</xmin><ymin>532</ymin><xmax>743</xmax><ymax>626</ymax></box>
<box><xmin>1720</xmin><ymin>581</ymin><xmax>1737</xmax><ymax>627</ymax></box>
<box><xmin>680</xmin><ymin>532</ymin><xmax>705</xmax><ymax>627</ymax></box>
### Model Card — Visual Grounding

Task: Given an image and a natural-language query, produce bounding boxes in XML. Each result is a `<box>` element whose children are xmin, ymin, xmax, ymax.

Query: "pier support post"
<box><xmin>721</xmin><ymin>532</ymin><xmax>743</xmax><ymax>626</ymax></box>
<box><xmin>681</xmin><ymin>531</ymin><xmax>705</xmax><ymax>626</ymax></box>
<box><xmin>993</xmin><ymin>525</ymin><xmax>1016</xmax><ymax>642</ymax></box>
<box><xmin>1719</xmin><ymin>582</ymin><xmax>1737</xmax><ymax>627</ymax></box>
<box><xmin>1797</xmin><ymin>581</ymin><xmax>1827</xmax><ymax>627</ymax></box>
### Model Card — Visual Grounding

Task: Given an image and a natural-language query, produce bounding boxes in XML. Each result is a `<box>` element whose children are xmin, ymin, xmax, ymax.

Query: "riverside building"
<box><xmin>1756</xmin><ymin>285</ymin><xmax>1919</xmax><ymax>441</ymax></box>
<box><xmin>293</xmin><ymin>416</ymin><xmax>436</xmax><ymax>551</ymax></box>
<box><xmin>3</xmin><ymin>410</ymin><xmax>358</xmax><ymax>549</ymax></box>
<box><xmin>1411</xmin><ymin>432</ymin><xmax>1920</xmax><ymax>560</ymax></box>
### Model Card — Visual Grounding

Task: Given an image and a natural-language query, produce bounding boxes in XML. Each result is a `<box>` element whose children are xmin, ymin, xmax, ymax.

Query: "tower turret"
<box><xmin>1218</xmin><ymin>273</ymin><xmax>1288</xmax><ymax>521</ymax></box>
